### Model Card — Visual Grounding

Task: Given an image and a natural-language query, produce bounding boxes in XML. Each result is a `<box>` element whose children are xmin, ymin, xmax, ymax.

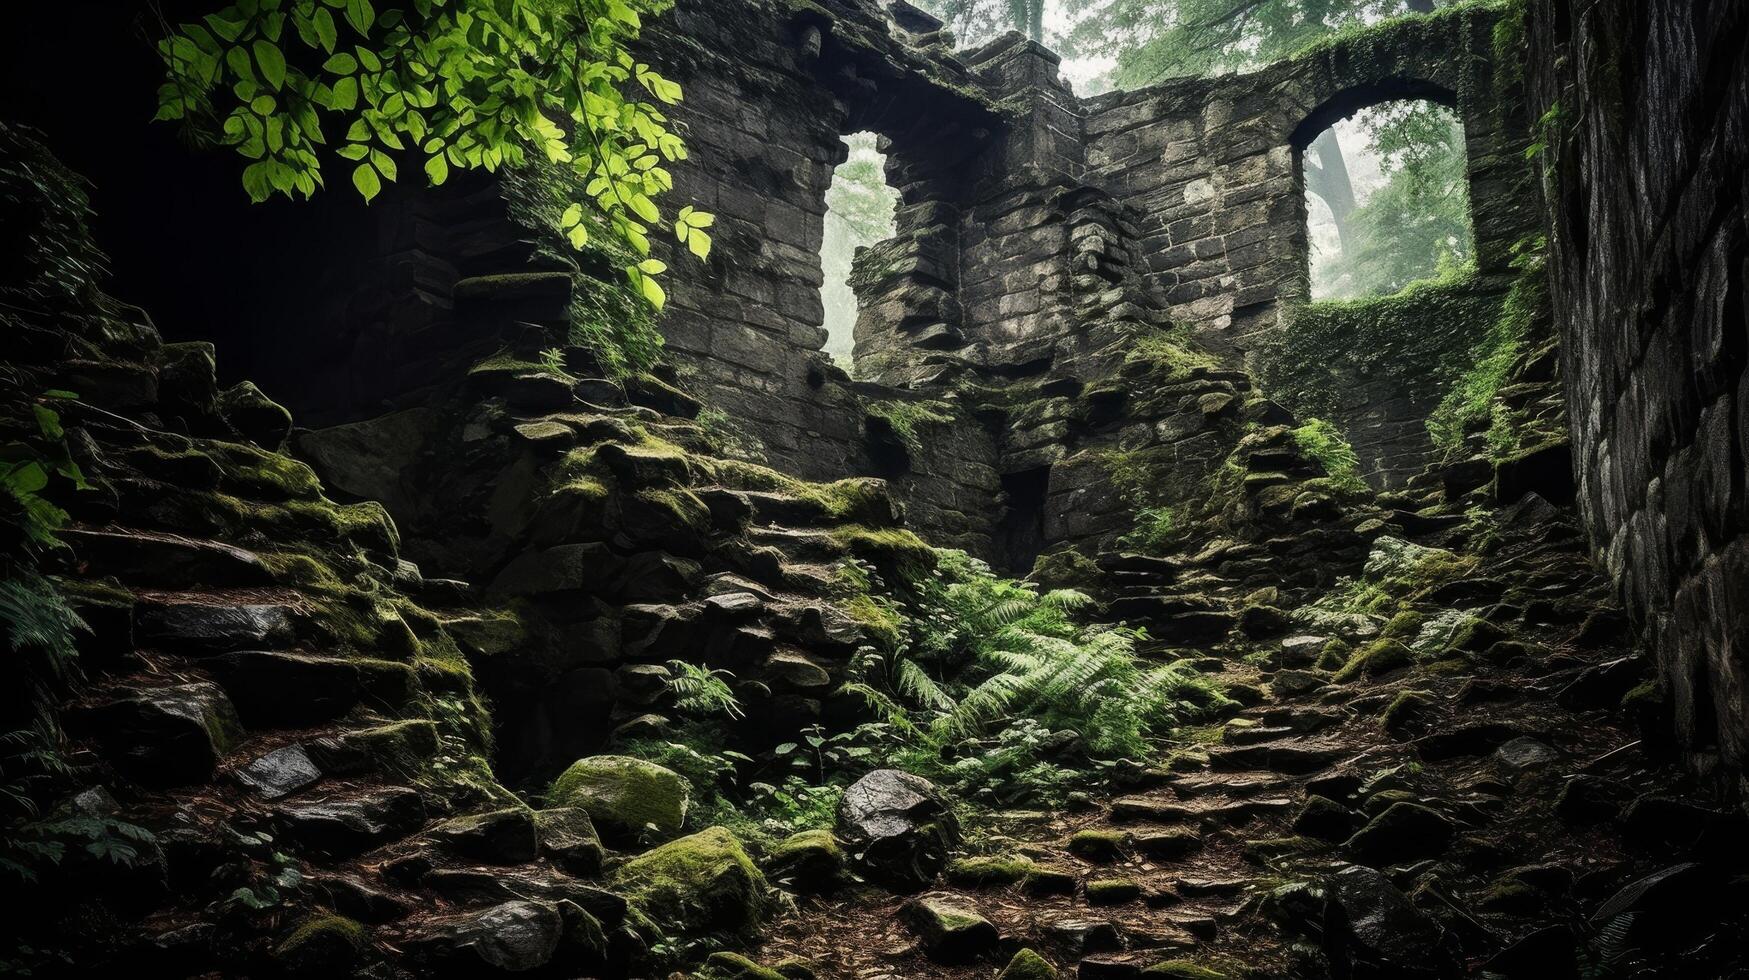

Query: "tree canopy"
<box><xmin>1062</xmin><ymin>0</ymin><xmax>1441</xmax><ymax>87</ymax></box>
<box><xmin>154</xmin><ymin>0</ymin><xmax>712</xmax><ymax>310</ymax></box>
<box><xmin>914</xmin><ymin>0</ymin><xmax>1048</xmax><ymax>43</ymax></box>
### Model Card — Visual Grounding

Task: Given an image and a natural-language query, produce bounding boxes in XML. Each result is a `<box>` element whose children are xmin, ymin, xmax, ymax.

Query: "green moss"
<box><xmin>1316</xmin><ymin>638</ymin><xmax>1352</xmax><ymax>670</ymax></box>
<box><xmin>1381</xmin><ymin>691</ymin><xmax>1434</xmax><ymax>735</ymax></box>
<box><xmin>829</xmin><ymin>526</ymin><xmax>937</xmax><ymax>579</ymax></box>
<box><xmin>1067</xmin><ymin>828</ymin><xmax>1128</xmax><ymax>861</ymax></box>
<box><xmin>1426</xmin><ymin>256</ymin><xmax>1550</xmax><ymax>456</ymax></box>
<box><xmin>610</xmin><ymin>826</ymin><xmax>771</xmax><ymax>936</ymax></box>
<box><xmin>1291</xmin><ymin>418</ymin><xmax>1368</xmax><ymax>494</ymax></box>
<box><xmin>945</xmin><ymin>855</ymin><xmax>1038</xmax><ymax>887</ymax></box>
<box><xmin>1621</xmin><ymin>680</ymin><xmax>1661</xmax><ymax>711</ymax></box>
<box><xmin>702</xmin><ymin>952</ymin><xmax>787</xmax><ymax>980</ymax></box>
<box><xmin>1126</xmin><ymin>324</ymin><xmax>1217</xmax><ymax>376</ymax></box>
<box><xmin>261</xmin><ymin>551</ymin><xmax>349</xmax><ymax>591</ymax></box>
<box><xmin>998</xmin><ymin>948</ymin><xmax>1060</xmax><ymax>980</ymax></box>
<box><xmin>866</xmin><ymin>398</ymin><xmax>954</xmax><ymax>453</ymax></box>
<box><xmin>1085</xmin><ymin>878</ymin><xmax>1143</xmax><ymax>905</ymax></box>
<box><xmin>1334</xmin><ymin>638</ymin><xmax>1414</xmax><ymax>682</ymax></box>
<box><xmin>765</xmin><ymin>829</ymin><xmax>844</xmax><ymax>891</ymax></box>
<box><xmin>1447</xmin><ymin>617</ymin><xmax>1509</xmax><ymax>653</ymax></box>
<box><xmin>210</xmin><ymin>440</ymin><xmax>324</xmax><ymax>499</ymax></box>
<box><xmin>548</xmin><ymin>755</ymin><xmax>689</xmax><ymax>841</ymax></box>
<box><xmin>1142</xmin><ymin>962</ymin><xmax>1229</xmax><ymax>980</ymax></box>
<box><xmin>498</xmin><ymin>160</ymin><xmax>662</xmax><ymax>379</ymax></box>
<box><xmin>1380</xmin><ymin>610</ymin><xmax>1427</xmax><ymax>640</ymax></box>
<box><xmin>1029</xmin><ymin>548</ymin><xmax>1100</xmax><ymax>590</ymax></box>
<box><xmin>1242</xmin><ymin>836</ymin><xmax>1325</xmax><ymax>862</ymax></box>
<box><xmin>1261</xmin><ymin>272</ymin><xmax>1509</xmax><ymax>430</ymax></box>
<box><xmin>272</xmin><ymin>915</ymin><xmax>367</xmax><ymax>975</ymax></box>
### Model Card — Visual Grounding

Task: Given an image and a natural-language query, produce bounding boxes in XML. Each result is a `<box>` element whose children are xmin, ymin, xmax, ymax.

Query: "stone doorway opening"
<box><xmin>819</xmin><ymin>133</ymin><xmax>899</xmax><ymax>369</ymax></box>
<box><xmin>995</xmin><ymin>466</ymin><xmax>1052</xmax><ymax>575</ymax></box>
<box><xmin>1300</xmin><ymin>99</ymin><xmax>1474</xmax><ymax>300</ymax></box>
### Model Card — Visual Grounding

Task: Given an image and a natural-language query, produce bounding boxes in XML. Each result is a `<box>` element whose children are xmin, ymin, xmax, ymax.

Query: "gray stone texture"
<box><xmin>1527</xmin><ymin>0</ymin><xmax>1749</xmax><ymax>801</ymax></box>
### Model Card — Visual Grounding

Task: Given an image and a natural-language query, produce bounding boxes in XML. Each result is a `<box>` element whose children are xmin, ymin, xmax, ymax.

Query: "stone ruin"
<box><xmin>7</xmin><ymin>0</ymin><xmax>1749</xmax><ymax>975</ymax></box>
<box><xmin>302</xmin><ymin>0</ymin><xmax>1539</xmax><ymax>556</ymax></box>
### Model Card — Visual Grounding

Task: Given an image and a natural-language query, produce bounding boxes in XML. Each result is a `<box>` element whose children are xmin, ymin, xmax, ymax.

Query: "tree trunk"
<box><xmin>1305</xmin><ymin>128</ymin><xmax>1358</xmax><ymax>252</ymax></box>
<box><xmin>1404</xmin><ymin>0</ymin><xmax>1437</xmax><ymax>11</ymax></box>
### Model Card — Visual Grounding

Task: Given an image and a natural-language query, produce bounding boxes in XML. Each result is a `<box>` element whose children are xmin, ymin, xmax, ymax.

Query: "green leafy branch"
<box><xmin>155</xmin><ymin>0</ymin><xmax>713</xmax><ymax>309</ymax></box>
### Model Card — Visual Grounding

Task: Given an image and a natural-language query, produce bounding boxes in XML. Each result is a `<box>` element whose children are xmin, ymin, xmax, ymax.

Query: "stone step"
<box><xmin>136</xmin><ymin>599</ymin><xmax>294</xmax><ymax>654</ymax></box>
<box><xmin>75</xmin><ymin>680</ymin><xmax>243</xmax><ymax>787</ymax></box>
<box><xmin>62</xmin><ymin>527</ymin><xmax>273</xmax><ymax>589</ymax></box>
<box><xmin>746</xmin><ymin>527</ymin><xmax>845</xmax><ymax>564</ymax></box>
<box><xmin>1208</xmin><ymin>740</ymin><xmax>1350</xmax><ymax>776</ymax></box>
<box><xmin>274</xmin><ymin>784</ymin><xmax>428</xmax><ymax>857</ymax></box>
<box><xmin>205</xmin><ymin>650</ymin><xmax>418</xmax><ymax>728</ymax></box>
<box><xmin>307</xmin><ymin>719</ymin><xmax>441</xmax><ymax>776</ymax></box>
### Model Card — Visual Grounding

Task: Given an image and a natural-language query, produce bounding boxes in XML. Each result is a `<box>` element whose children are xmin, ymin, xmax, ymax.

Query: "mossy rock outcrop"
<box><xmin>271</xmin><ymin>915</ymin><xmax>368</xmax><ymax>978</ymax></box>
<box><xmin>547</xmin><ymin>755</ymin><xmax>688</xmax><ymax>843</ymax></box>
<box><xmin>998</xmin><ymin>948</ymin><xmax>1060</xmax><ymax>979</ymax></box>
<box><xmin>702</xmin><ymin>951</ymin><xmax>788</xmax><ymax>979</ymax></box>
<box><xmin>765</xmin><ymin>829</ymin><xmax>846</xmax><ymax>892</ymax></box>
<box><xmin>610</xmin><ymin>827</ymin><xmax>772</xmax><ymax>937</ymax></box>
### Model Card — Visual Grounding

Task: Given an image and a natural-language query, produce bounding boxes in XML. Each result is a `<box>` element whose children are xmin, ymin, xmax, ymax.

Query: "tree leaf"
<box><xmin>352</xmin><ymin>162</ymin><xmax>382</xmax><ymax>202</ymax></box>
<box><xmin>424</xmin><ymin>152</ymin><xmax>448</xmax><ymax>185</ymax></box>
<box><xmin>252</xmin><ymin>41</ymin><xmax>287</xmax><ymax>90</ymax></box>
<box><xmin>345</xmin><ymin>0</ymin><xmax>375</xmax><ymax>35</ymax></box>
<box><xmin>313</xmin><ymin>8</ymin><xmax>338</xmax><ymax>52</ymax></box>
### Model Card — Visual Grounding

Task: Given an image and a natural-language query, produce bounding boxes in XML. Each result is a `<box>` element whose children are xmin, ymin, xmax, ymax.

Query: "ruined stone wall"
<box><xmin>1072</xmin><ymin>6</ymin><xmax>1537</xmax><ymax>486</ymax></box>
<box><xmin>294</xmin><ymin>0</ymin><xmax>1546</xmax><ymax>566</ymax></box>
<box><xmin>1527</xmin><ymin>0</ymin><xmax>1749</xmax><ymax>801</ymax></box>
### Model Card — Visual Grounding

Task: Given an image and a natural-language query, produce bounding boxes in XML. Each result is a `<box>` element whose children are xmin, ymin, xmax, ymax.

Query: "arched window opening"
<box><xmin>820</xmin><ymin>133</ymin><xmax>899</xmax><ymax>366</ymax></box>
<box><xmin>1303</xmin><ymin>99</ymin><xmax>1473</xmax><ymax>300</ymax></box>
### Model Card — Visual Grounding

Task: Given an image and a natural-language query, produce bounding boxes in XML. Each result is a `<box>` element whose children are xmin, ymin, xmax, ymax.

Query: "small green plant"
<box><xmin>1290</xmin><ymin>418</ymin><xmax>1367</xmax><ymax>493</ymax></box>
<box><xmin>1119</xmin><ymin>505</ymin><xmax>1177</xmax><ymax>552</ymax></box>
<box><xmin>538</xmin><ymin>346</ymin><xmax>567</xmax><ymax>374</ymax></box>
<box><xmin>665</xmin><ymin>660</ymin><xmax>743</xmax><ymax>720</ymax></box>
<box><xmin>1425</xmin><ymin>240</ymin><xmax>1548</xmax><ymax>454</ymax></box>
<box><xmin>866</xmin><ymin>399</ymin><xmax>953</xmax><ymax>453</ymax></box>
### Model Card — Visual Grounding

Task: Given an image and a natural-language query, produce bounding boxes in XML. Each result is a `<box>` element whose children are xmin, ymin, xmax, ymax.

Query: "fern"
<box><xmin>664</xmin><ymin>660</ymin><xmax>743</xmax><ymax>720</ymax></box>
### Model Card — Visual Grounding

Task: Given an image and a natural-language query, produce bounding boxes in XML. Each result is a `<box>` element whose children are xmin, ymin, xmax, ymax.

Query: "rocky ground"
<box><xmin>7</xmin><ymin>124</ymin><xmax>1748</xmax><ymax>980</ymax></box>
<box><xmin>745</xmin><ymin>460</ymin><xmax>1749</xmax><ymax>978</ymax></box>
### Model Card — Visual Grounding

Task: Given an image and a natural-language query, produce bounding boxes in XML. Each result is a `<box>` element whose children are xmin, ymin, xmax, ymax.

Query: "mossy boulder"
<box><xmin>534</xmin><ymin>807</ymin><xmax>605</xmax><ymax>876</ymax></box>
<box><xmin>1316</xmin><ymin>638</ymin><xmax>1352</xmax><ymax>670</ymax></box>
<box><xmin>218</xmin><ymin>380</ymin><xmax>294</xmax><ymax>450</ymax></box>
<box><xmin>1086</xmin><ymin>878</ymin><xmax>1143</xmax><ymax>905</ymax></box>
<box><xmin>1344</xmin><ymin>802</ymin><xmax>1454</xmax><ymax>865</ymax></box>
<box><xmin>998</xmin><ymin>948</ymin><xmax>1060</xmax><ymax>979</ymax></box>
<box><xmin>1293</xmin><ymin>795</ymin><xmax>1364</xmax><ymax>843</ymax></box>
<box><xmin>610</xmin><ymin>827</ymin><xmax>771</xmax><ymax>936</ymax></box>
<box><xmin>271</xmin><ymin>915</ymin><xmax>368</xmax><ymax>977</ymax></box>
<box><xmin>945</xmin><ymin>854</ymin><xmax>1037</xmax><ymax>887</ymax></box>
<box><xmin>899</xmin><ymin>894</ymin><xmax>1000</xmax><ymax>964</ymax></box>
<box><xmin>547</xmin><ymin>755</ymin><xmax>687</xmax><ymax>843</ymax></box>
<box><xmin>1447</xmin><ymin>617</ymin><xmax>1509</xmax><ymax>654</ymax></box>
<box><xmin>1333</xmin><ymin>639</ymin><xmax>1414</xmax><ymax>682</ymax></box>
<box><xmin>765</xmin><ymin>829</ymin><xmax>846</xmax><ymax>893</ymax></box>
<box><xmin>703</xmin><ymin>951</ymin><xmax>787</xmax><ymax>980</ymax></box>
<box><xmin>1141</xmin><ymin>962</ymin><xmax>1229</xmax><ymax>979</ymax></box>
<box><xmin>1380</xmin><ymin>691</ymin><xmax>1436</xmax><ymax>737</ymax></box>
<box><xmin>1067</xmin><ymin>828</ymin><xmax>1128</xmax><ymax>862</ymax></box>
<box><xmin>1380</xmin><ymin>610</ymin><xmax>1427</xmax><ymax>640</ymax></box>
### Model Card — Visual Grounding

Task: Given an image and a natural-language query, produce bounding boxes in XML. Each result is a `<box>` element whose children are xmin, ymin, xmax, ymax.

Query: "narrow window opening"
<box><xmin>820</xmin><ymin>132</ymin><xmax>899</xmax><ymax>368</ymax></box>
<box><xmin>1303</xmin><ymin>99</ymin><xmax>1474</xmax><ymax>300</ymax></box>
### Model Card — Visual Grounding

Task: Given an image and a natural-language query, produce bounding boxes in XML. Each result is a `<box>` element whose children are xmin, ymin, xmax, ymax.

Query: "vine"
<box><xmin>155</xmin><ymin>0</ymin><xmax>713</xmax><ymax>309</ymax></box>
